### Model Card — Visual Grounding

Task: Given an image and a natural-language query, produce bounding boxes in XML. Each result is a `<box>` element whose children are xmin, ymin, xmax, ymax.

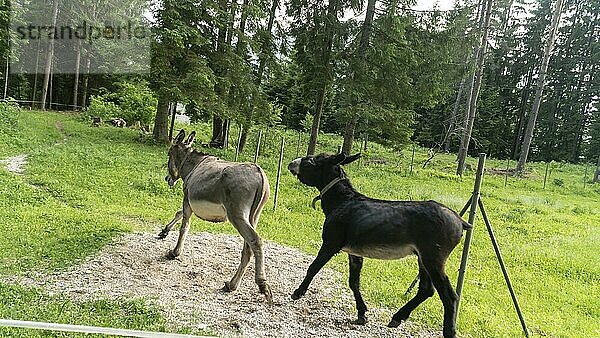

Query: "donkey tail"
<box><xmin>250</xmin><ymin>165</ymin><xmax>270</xmax><ymax>227</ymax></box>
<box><xmin>462</xmin><ymin>220</ymin><xmax>473</xmax><ymax>230</ymax></box>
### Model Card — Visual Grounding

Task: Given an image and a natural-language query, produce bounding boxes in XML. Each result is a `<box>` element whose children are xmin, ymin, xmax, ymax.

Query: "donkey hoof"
<box><xmin>157</xmin><ymin>231</ymin><xmax>168</xmax><ymax>239</ymax></box>
<box><xmin>222</xmin><ymin>281</ymin><xmax>236</xmax><ymax>292</ymax></box>
<box><xmin>166</xmin><ymin>250</ymin><xmax>178</xmax><ymax>260</ymax></box>
<box><xmin>291</xmin><ymin>289</ymin><xmax>304</xmax><ymax>300</ymax></box>
<box><xmin>387</xmin><ymin>319</ymin><xmax>402</xmax><ymax>328</ymax></box>
<box><xmin>259</xmin><ymin>284</ymin><xmax>273</xmax><ymax>304</ymax></box>
<box><xmin>352</xmin><ymin>317</ymin><xmax>367</xmax><ymax>325</ymax></box>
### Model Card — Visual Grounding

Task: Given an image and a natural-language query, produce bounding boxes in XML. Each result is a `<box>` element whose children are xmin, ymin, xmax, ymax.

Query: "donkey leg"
<box><xmin>224</xmin><ymin>242</ymin><xmax>253</xmax><ymax>292</ymax></box>
<box><xmin>348</xmin><ymin>254</ymin><xmax>368</xmax><ymax>325</ymax></box>
<box><xmin>158</xmin><ymin>209</ymin><xmax>183</xmax><ymax>239</ymax></box>
<box><xmin>422</xmin><ymin>258</ymin><xmax>458</xmax><ymax>338</ymax></box>
<box><xmin>168</xmin><ymin>204</ymin><xmax>192</xmax><ymax>259</ymax></box>
<box><xmin>231</xmin><ymin>217</ymin><xmax>272</xmax><ymax>303</ymax></box>
<box><xmin>388</xmin><ymin>260</ymin><xmax>434</xmax><ymax>327</ymax></box>
<box><xmin>292</xmin><ymin>243</ymin><xmax>339</xmax><ymax>300</ymax></box>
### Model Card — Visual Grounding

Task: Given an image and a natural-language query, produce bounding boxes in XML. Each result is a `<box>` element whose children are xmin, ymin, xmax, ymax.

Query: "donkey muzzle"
<box><xmin>165</xmin><ymin>175</ymin><xmax>176</xmax><ymax>187</ymax></box>
<box><xmin>288</xmin><ymin>158</ymin><xmax>301</xmax><ymax>176</ymax></box>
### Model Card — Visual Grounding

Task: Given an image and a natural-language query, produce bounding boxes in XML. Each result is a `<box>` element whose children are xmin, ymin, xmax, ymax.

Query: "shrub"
<box><xmin>85</xmin><ymin>96</ymin><xmax>123</xmax><ymax>121</ymax></box>
<box><xmin>0</xmin><ymin>99</ymin><xmax>20</xmax><ymax>133</ymax></box>
<box><xmin>111</xmin><ymin>82</ymin><xmax>157</xmax><ymax>126</ymax></box>
<box><xmin>83</xmin><ymin>81</ymin><xmax>157</xmax><ymax>126</ymax></box>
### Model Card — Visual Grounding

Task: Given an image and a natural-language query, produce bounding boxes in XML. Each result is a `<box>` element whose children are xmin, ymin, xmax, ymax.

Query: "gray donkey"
<box><xmin>158</xmin><ymin>129</ymin><xmax>272</xmax><ymax>302</ymax></box>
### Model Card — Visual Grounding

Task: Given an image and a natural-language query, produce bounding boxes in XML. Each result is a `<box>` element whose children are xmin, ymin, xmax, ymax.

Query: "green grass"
<box><xmin>0</xmin><ymin>283</ymin><xmax>176</xmax><ymax>337</ymax></box>
<box><xmin>1</xmin><ymin>110</ymin><xmax>599</xmax><ymax>337</ymax></box>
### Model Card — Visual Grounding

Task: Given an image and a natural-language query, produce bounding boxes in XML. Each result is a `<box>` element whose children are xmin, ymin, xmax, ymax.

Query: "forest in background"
<box><xmin>1</xmin><ymin>0</ymin><xmax>598</xmax><ymax>172</ymax></box>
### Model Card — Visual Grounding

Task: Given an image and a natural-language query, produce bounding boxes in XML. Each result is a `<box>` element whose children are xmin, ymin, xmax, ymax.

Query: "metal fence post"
<box><xmin>543</xmin><ymin>161</ymin><xmax>550</xmax><ymax>189</ymax></box>
<box><xmin>410</xmin><ymin>145</ymin><xmax>415</xmax><ymax>175</ymax></box>
<box><xmin>253</xmin><ymin>130</ymin><xmax>262</xmax><ymax>164</ymax></box>
<box><xmin>594</xmin><ymin>155</ymin><xmax>600</xmax><ymax>183</ymax></box>
<box><xmin>273</xmin><ymin>137</ymin><xmax>285</xmax><ymax>211</ymax></box>
<box><xmin>504</xmin><ymin>158</ymin><xmax>510</xmax><ymax>187</ymax></box>
<box><xmin>234</xmin><ymin>125</ymin><xmax>243</xmax><ymax>162</ymax></box>
<box><xmin>455</xmin><ymin>153</ymin><xmax>486</xmax><ymax>322</ymax></box>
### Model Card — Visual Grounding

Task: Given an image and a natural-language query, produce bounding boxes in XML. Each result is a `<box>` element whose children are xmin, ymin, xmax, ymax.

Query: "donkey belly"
<box><xmin>190</xmin><ymin>200</ymin><xmax>227</xmax><ymax>223</ymax></box>
<box><xmin>342</xmin><ymin>244</ymin><xmax>416</xmax><ymax>260</ymax></box>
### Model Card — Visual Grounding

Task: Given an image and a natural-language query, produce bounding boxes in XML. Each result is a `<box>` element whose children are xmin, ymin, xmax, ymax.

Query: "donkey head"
<box><xmin>166</xmin><ymin>129</ymin><xmax>196</xmax><ymax>186</ymax></box>
<box><xmin>288</xmin><ymin>153</ymin><xmax>361</xmax><ymax>189</ymax></box>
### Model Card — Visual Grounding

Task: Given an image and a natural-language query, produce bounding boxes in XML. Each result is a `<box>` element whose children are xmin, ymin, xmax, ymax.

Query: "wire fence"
<box><xmin>0</xmin><ymin>319</ymin><xmax>210</xmax><ymax>338</ymax></box>
<box><xmin>1</xmin><ymin>98</ymin><xmax>83</xmax><ymax>110</ymax></box>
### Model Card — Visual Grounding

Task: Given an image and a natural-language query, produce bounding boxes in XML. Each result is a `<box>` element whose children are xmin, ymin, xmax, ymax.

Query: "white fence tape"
<box><xmin>0</xmin><ymin>319</ymin><xmax>211</xmax><ymax>338</ymax></box>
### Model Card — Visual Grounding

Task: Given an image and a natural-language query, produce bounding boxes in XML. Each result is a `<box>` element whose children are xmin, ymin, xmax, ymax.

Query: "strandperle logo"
<box><xmin>14</xmin><ymin>20</ymin><xmax>148</xmax><ymax>43</ymax></box>
<box><xmin>10</xmin><ymin>0</ymin><xmax>151</xmax><ymax>74</ymax></box>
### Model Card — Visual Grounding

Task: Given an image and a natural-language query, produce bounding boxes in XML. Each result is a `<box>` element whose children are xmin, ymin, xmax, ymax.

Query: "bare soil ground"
<box><xmin>5</xmin><ymin>231</ymin><xmax>441</xmax><ymax>338</ymax></box>
<box><xmin>0</xmin><ymin>154</ymin><xmax>28</xmax><ymax>175</ymax></box>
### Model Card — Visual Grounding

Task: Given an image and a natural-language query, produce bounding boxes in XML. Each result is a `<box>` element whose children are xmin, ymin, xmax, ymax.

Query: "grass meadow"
<box><xmin>0</xmin><ymin>110</ymin><xmax>599</xmax><ymax>337</ymax></box>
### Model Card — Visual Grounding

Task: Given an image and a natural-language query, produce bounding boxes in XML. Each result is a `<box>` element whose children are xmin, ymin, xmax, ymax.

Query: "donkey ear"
<box><xmin>339</xmin><ymin>153</ymin><xmax>361</xmax><ymax>165</ymax></box>
<box><xmin>184</xmin><ymin>131</ymin><xmax>196</xmax><ymax>146</ymax></box>
<box><xmin>331</xmin><ymin>153</ymin><xmax>347</xmax><ymax>165</ymax></box>
<box><xmin>174</xmin><ymin>129</ymin><xmax>186</xmax><ymax>144</ymax></box>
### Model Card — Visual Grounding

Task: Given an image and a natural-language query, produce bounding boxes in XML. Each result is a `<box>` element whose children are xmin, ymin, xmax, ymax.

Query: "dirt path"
<box><xmin>6</xmin><ymin>231</ymin><xmax>441</xmax><ymax>338</ymax></box>
<box><xmin>0</xmin><ymin>154</ymin><xmax>28</xmax><ymax>175</ymax></box>
<box><xmin>1</xmin><ymin>122</ymin><xmax>67</xmax><ymax>175</ymax></box>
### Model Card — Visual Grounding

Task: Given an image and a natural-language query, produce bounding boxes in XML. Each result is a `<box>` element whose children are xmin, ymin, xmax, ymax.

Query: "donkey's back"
<box><xmin>184</xmin><ymin>158</ymin><xmax>268</xmax><ymax>223</ymax></box>
<box><xmin>333</xmin><ymin>199</ymin><xmax>466</xmax><ymax>260</ymax></box>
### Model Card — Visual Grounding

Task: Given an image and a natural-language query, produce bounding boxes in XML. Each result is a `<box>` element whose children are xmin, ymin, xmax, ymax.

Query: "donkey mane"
<box><xmin>186</xmin><ymin>149</ymin><xmax>217</xmax><ymax>164</ymax></box>
<box><xmin>191</xmin><ymin>149</ymin><xmax>211</xmax><ymax>158</ymax></box>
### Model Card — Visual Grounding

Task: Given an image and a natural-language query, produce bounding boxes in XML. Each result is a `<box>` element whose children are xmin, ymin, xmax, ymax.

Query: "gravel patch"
<box><xmin>0</xmin><ymin>154</ymin><xmax>28</xmax><ymax>175</ymax></box>
<box><xmin>5</xmin><ymin>231</ymin><xmax>441</xmax><ymax>337</ymax></box>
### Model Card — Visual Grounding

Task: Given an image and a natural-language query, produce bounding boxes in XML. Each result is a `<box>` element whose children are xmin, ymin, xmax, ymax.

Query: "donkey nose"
<box><xmin>165</xmin><ymin>175</ymin><xmax>176</xmax><ymax>187</ymax></box>
<box><xmin>288</xmin><ymin>158</ymin><xmax>301</xmax><ymax>175</ymax></box>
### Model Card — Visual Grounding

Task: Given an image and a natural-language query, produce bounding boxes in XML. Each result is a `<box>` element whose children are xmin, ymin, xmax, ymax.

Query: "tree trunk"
<box><xmin>210</xmin><ymin>116</ymin><xmax>227</xmax><ymax>147</ymax></box>
<box><xmin>40</xmin><ymin>0</ymin><xmax>59</xmax><ymax>110</ymax></box>
<box><xmin>456</xmin><ymin>0</ymin><xmax>493</xmax><ymax>176</ymax></box>
<box><xmin>307</xmin><ymin>87</ymin><xmax>326</xmax><ymax>156</ymax></box>
<box><xmin>593</xmin><ymin>156</ymin><xmax>600</xmax><ymax>184</ymax></box>
<box><xmin>224</xmin><ymin>0</ymin><xmax>248</xmax><ymax>143</ymax></box>
<box><xmin>444</xmin><ymin>74</ymin><xmax>467</xmax><ymax>152</ymax></box>
<box><xmin>3</xmin><ymin>54</ymin><xmax>9</xmax><ymax>99</ymax></box>
<box><xmin>341</xmin><ymin>0</ymin><xmax>377</xmax><ymax>155</ymax></box>
<box><xmin>31</xmin><ymin>39</ymin><xmax>42</xmax><ymax>108</ymax></box>
<box><xmin>569</xmin><ymin>13</ymin><xmax>596</xmax><ymax>163</ymax></box>
<box><xmin>239</xmin><ymin>124</ymin><xmax>250</xmax><ymax>152</ymax></box>
<box><xmin>153</xmin><ymin>96</ymin><xmax>170</xmax><ymax>143</ymax></box>
<box><xmin>72</xmin><ymin>40</ymin><xmax>81</xmax><ymax>110</ymax></box>
<box><xmin>210</xmin><ymin>0</ymin><xmax>230</xmax><ymax>146</ymax></box>
<box><xmin>512</xmin><ymin>66</ymin><xmax>534</xmax><ymax>159</ymax></box>
<box><xmin>443</xmin><ymin>0</ymin><xmax>486</xmax><ymax>154</ymax></box>
<box><xmin>235</xmin><ymin>0</ymin><xmax>248</xmax><ymax>55</ymax></box>
<box><xmin>516</xmin><ymin>0</ymin><xmax>564</xmax><ymax>175</ymax></box>
<box><xmin>500</xmin><ymin>0</ymin><xmax>515</xmax><ymax>33</ymax></box>
<box><xmin>223</xmin><ymin>119</ymin><xmax>230</xmax><ymax>149</ymax></box>
<box><xmin>226</xmin><ymin>0</ymin><xmax>237</xmax><ymax>46</ymax></box>
<box><xmin>80</xmin><ymin>57</ymin><xmax>91</xmax><ymax>107</ymax></box>
<box><xmin>237</xmin><ymin>0</ymin><xmax>278</xmax><ymax>146</ymax></box>
<box><xmin>48</xmin><ymin>63</ymin><xmax>54</xmax><ymax>109</ymax></box>
<box><xmin>168</xmin><ymin>102</ymin><xmax>177</xmax><ymax>141</ymax></box>
<box><xmin>342</xmin><ymin>117</ymin><xmax>358</xmax><ymax>154</ymax></box>
<box><xmin>455</xmin><ymin>0</ymin><xmax>485</xmax><ymax>163</ymax></box>
<box><xmin>307</xmin><ymin>0</ymin><xmax>339</xmax><ymax>156</ymax></box>
<box><xmin>256</xmin><ymin>0</ymin><xmax>279</xmax><ymax>83</ymax></box>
